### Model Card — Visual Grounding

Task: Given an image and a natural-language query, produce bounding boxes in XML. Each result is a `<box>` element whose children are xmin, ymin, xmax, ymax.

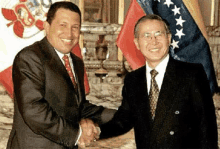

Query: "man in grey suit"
<box><xmin>7</xmin><ymin>2</ymin><xmax>115</xmax><ymax>149</ymax></box>
<box><xmin>99</xmin><ymin>14</ymin><xmax>218</xmax><ymax>149</ymax></box>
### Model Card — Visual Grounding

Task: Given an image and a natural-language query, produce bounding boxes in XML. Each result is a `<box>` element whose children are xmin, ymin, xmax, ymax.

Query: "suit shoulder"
<box><xmin>13</xmin><ymin>40</ymin><xmax>44</xmax><ymax>66</ymax></box>
<box><xmin>70</xmin><ymin>53</ymin><xmax>84</xmax><ymax>67</ymax></box>
<box><xmin>124</xmin><ymin>65</ymin><xmax>145</xmax><ymax>82</ymax></box>
<box><xmin>15</xmin><ymin>40</ymin><xmax>42</xmax><ymax>58</ymax></box>
<box><xmin>175</xmin><ymin>60</ymin><xmax>203</xmax><ymax>70</ymax></box>
<box><xmin>71</xmin><ymin>53</ymin><xmax>82</xmax><ymax>61</ymax></box>
<box><xmin>173</xmin><ymin>59</ymin><xmax>205</xmax><ymax>77</ymax></box>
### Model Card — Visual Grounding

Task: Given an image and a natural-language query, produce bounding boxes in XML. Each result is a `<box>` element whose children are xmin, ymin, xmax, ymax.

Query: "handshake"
<box><xmin>78</xmin><ymin>119</ymin><xmax>101</xmax><ymax>148</ymax></box>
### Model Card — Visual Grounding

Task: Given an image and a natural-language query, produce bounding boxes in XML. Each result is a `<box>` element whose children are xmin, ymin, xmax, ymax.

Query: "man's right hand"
<box><xmin>78</xmin><ymin>119</ymin><xmax>100</xmax><ymax>148</ymax></box>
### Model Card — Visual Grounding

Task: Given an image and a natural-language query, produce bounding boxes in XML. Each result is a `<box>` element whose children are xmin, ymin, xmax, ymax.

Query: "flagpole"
<box><xmin>79</xmin><ymin>0</ymin><xmax>84</xmax><ymax>50</ymax></box>
<box><xmin>118</xmin><ymin>0</ymin><xmax>124</xmax><ymax>62</ymax></box>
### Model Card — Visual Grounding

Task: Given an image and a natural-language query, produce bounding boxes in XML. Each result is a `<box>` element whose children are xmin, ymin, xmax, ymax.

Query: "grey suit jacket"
<box><xmin>7</xmin><ymin>37</ymin><xmax>110</xmax><ymax>149</ymax></box>
<box><xmin>100</xmin><ymin>56</ymin><xmax>218</xmax><ymax>149</ymax></box>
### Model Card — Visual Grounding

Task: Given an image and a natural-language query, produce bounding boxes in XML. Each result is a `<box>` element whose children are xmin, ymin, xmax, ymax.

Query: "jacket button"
<box><xmin>175</xmin><ymin>111</ymin><xmax>180</xmax><ymax>114</ymax></box>
<box><xmin>170</xmin><ymin>131</ymin><xmax>174</xmax><ymax>135</ymax></box>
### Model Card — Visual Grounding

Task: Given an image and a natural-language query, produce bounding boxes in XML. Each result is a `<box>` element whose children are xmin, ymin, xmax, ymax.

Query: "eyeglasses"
<box><xmin>139</xmin><ymin>31</ymin><xmax>167</xmax><ymax>41</ymax></box>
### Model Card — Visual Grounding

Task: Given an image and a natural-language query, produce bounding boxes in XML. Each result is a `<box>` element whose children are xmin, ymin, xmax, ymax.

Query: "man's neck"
<box><xmin>147</xmin><ymin>54</ymin><xmax>169</xmax><ymax>69</ymax></box>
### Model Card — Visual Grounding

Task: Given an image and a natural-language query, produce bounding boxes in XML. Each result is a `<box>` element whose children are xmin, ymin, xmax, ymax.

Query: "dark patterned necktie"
<box><xmin>149</xmin><ymin>69</ymin><xmax>159</xmax><ymax>119</ymax></box>
<box><xmin>63</xmin><ymin>55</ymin><xmax>77</xmax><ymax>90</ymax></box>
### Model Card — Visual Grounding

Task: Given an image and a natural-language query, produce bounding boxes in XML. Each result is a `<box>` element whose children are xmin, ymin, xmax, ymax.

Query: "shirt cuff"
<box><xmin>75</xmin><ymin>125</ymin><xmax>82</xmax><ymax>145</ymax></box>
<box><xmin>96</xmin><ymin>126</ymin><xmax>101</xmax><ymax>138</ymax></box>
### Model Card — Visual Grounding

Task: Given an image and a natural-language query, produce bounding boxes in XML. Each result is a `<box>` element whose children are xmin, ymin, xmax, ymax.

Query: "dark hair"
<box><xmin>134</xmin><ymin>14</ymin><xmax>171</xmax><ymax>38</ymax></box>
<box><xmin>46</xmin><ymin>1</ymin><xmax>81</xmax><ymax>24</ymax></box>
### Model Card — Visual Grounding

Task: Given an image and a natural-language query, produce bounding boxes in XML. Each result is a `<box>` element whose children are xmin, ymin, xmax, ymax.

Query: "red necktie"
<box><xmin>62</xmin><ymin>55</ymin><xmax>77</xmax><ymax>90</ymax></box>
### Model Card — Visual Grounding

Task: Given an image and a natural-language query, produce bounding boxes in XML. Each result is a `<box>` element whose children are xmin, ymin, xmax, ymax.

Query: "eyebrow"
<box><xmin>144</xmin><ymin>31</ymin><xmax>163</xmax><ymax>34</ymax></box>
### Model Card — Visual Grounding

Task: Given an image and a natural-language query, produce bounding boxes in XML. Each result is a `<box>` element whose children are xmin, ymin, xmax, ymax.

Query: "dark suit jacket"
<box><xmin>100</xmin><ymin>56</ymin><xmax>218</xmax><ymax>149</ymax></box>
<box><xmin>7</xmin><ymin>37</ymin><xmax>110</xmax><ymax>149</ymax></box>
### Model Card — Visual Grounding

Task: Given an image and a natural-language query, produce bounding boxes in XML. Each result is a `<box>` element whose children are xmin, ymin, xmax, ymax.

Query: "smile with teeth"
<box><xmin>61</xmin><ymin>39</ymin><xmax>72</xmax><ymax>44</ymax></box>
<box><xmin>150</xmin><ymin>48</ymin><xmax>159</xmax><ymax>52</ymax></box>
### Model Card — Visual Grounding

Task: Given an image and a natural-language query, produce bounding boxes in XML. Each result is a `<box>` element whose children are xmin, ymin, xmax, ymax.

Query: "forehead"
<box><xmin>139</xmin><ymin>19</ymin><xmax>166</xmax><ymax>32</ymax></box>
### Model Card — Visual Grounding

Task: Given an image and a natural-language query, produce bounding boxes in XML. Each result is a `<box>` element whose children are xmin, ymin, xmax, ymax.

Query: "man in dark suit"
<box><xmin>7</xmin><ymin>2</ymin><xmax>115</xmax><ymax>149</ymax></box>
<box><xmin>99</xmin><ymin>14</ymin><xmax>218</xmax><ymax>149</ymax></box>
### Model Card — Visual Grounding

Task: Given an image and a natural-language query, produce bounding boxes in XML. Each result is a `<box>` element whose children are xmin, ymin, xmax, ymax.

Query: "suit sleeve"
<box><xmin>73</xmin><ymin>54</ymin><xmax>117</xmax><ymax>125</ymax></box>
<box><xmin>191</xmin><ymin>65</ymin><xmax>218</xmax><ymax>148</ymax></box>
<box><xmin>99</xmin><ymin>75</ymin><xmax>135</xmax><ymax>139</ymax></box>
<box><xmin>13</xmin><ymin>50</ymin><xmax>79</xmax><ymax>148</ymax></box>
<box><xmin>80</xmin><ymin>100</ymin><xmax>117</xmax><ymax>124</ymax></box>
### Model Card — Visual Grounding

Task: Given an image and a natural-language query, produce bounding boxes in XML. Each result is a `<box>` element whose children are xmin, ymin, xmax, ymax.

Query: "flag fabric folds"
<box><xmin>71</xmin><ymin>44</ymin><xmax>90</xmax><ymax>94</ymax></box>
<box><xmin>0</xmin><ymin>67</ymin><xmax>13</xmax><ymax>98</ymax></box>
<box><xmin>117</xmin><ymin>0</ymin><xmax>218</xmax><ymax>94</ymax></box>
<box><xmin>0</xmin><ymin>0</ymin><xmax>90</xmax><ymax>98</ymax></box>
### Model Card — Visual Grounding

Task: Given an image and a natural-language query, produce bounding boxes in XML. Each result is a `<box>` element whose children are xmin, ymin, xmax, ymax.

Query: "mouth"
<box><xmin>61</xmin><ymin>39</ymin><xmax>73</xmax><ymax>45</ymax></box>
<box><xmin>150</xmin><ymin>48</ymin><xmax>159</xmax><ymax>52</ymax></box>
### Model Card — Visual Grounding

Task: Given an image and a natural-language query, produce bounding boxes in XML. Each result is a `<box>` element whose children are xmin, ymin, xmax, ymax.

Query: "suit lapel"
<box><xmin>70</xmin><ymin>53</ymin><xmax>82</xmax><ymax>104</ymax></box>
<box><xmin>138</xmin><ymin>66</ymin><xmax>152</xmax><ymax>116</ymax></box>
<box><xmin>150</xmin><ymin>57</ymin><xmax>181</xmax><ymax>146</ymax></box>
<box><xmin>134</xmin><ymin>66</ymin><xmax>153</xmax><ymax>138</ymax></box>
<box><xmin>39</xmin><ymin>38</ymin><xmax>80</xmax><ymax>105</ymax></box>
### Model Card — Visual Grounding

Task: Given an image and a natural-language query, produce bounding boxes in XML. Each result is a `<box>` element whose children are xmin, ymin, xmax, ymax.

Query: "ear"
<box><xmin>134</xmin><ymin>38</ymin><xmax>140</xmax><ymax>50</ymax></box>
<box><xmin>168</xmin><ymin>33</ymin><xmax>172</xmax><ymax>45</ymax></box>
<box><xmin>43</xmin><ymin>21</ymin><xmax>50</xmax><ymax>34</ymax></box>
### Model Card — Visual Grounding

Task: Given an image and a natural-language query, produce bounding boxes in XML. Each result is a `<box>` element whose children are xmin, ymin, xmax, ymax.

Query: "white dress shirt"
<box><xmin>54</xmin><ymin>49</ymin><xmax>76</xmax><ymax>78</ymax></box>
<box><xmin>54</xmin><ymin>49</ymin><xmax>81</xmax><ymax>145</ymax></box>
<box><xmin>146</xmin><ymin>55</ymin><xmax>169</xmax><ymax>94</ymax></box>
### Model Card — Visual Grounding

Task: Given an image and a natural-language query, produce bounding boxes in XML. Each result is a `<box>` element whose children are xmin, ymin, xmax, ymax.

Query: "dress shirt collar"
<box><xmin>54</xmin><ymin>48</ymin><xmax>71</xmax><ymax>62</ymax></box>
<box><xmin>146</xmin><ymin>54</ymin><xmax>169</xmax><ymax>92</ymax></box>
<box><xmin>54</xmin><ymin>49</ymin><xmax>75</xmax><ymax>77</ymax></box>
<box><xmin>146</xmin><ymin>54</ymin><xmax>169</xmax><ymax>75</ymax></box>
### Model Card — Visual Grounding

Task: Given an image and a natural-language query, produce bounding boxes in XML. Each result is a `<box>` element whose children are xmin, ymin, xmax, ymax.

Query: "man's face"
<box><xmin>44</xmin><ymin>8</ymin><xmax>80</xmax><ymax>54</ymax></box>
<box><xmin>134</xmin><ymin>20</ymin><xmax>171</xmax><ymax>68</ymax></box>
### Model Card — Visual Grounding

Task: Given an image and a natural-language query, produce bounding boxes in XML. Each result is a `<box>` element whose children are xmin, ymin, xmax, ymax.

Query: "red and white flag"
<box><xmin>0</xmin><ymin>0</ymin><xmax>90</xmax><ymax>98</ymax></box>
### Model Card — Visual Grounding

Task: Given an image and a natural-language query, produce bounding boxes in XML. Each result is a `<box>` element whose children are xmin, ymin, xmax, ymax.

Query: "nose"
<box><xmin>151</xmin><ymin>36</ymin><xmax>158</xmax><ymax>45</ymax></box>
<box><xmin>64</xmin><ymin>27</ymin><xmax>72</xmax><ymax>38</ymax></box>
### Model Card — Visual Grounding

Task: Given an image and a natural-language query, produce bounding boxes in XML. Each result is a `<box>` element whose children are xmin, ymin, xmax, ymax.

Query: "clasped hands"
<box><xmin>78</xmin><ymin>119</ymin><xmax>100</xmax><ymax>148</ymax></box>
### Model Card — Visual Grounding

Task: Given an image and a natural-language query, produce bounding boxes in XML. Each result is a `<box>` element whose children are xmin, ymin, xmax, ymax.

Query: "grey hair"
<box><xmin>134</xmin><ymin>14</ymin><xmax>171</xmax><ymax>38</ymax></box>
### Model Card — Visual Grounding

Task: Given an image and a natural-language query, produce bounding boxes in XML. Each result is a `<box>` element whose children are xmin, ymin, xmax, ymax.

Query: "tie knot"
<box><xmin>150</xmin><ymin>69</ymin><xmax>158</xmax><ymax>78</ymax></box>
<box><xmin>62</xmin><ymin>55</ymin><xmax>69</xmax><ymax>61</ymax></box>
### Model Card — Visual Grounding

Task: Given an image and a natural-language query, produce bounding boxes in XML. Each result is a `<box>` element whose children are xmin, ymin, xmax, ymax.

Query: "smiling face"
<box><xmin>44</xmin><ymin>8</ymin><xmax>80</xmax><ymax>54</ymax></box>
<box><xmin>134</xmin><ymin>19</ymin><xmax>171</xmax><ymax>68</ymax></box>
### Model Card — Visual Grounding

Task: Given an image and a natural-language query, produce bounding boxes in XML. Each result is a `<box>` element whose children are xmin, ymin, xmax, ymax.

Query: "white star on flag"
<box><xmin>172</xmin><ymin>5</ymin><xmax>180</xmax><ymax>16</ymax></box>
<box><xmin>175</xmin><ymin>28</ymin><xmax>185</xmax><ymax>39</ymax></box>
<box><xmin>171</xmin><ymin>39</ymin><xmax>179</xmax><ymax>49</ymax></box>
<box><xmin>115</xmin><ymin>0</ymin><xmax>218</xmax><ymax>94</ymax></box>
<box><xmin>176</xmin><ymin>16</ymin><xmax>186</xmax><ymax>27</ymax></box>
<box><xmin>164</xmin><ymin>0</ymin><xmax>174</xmax><ymax>8</ymax></box>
